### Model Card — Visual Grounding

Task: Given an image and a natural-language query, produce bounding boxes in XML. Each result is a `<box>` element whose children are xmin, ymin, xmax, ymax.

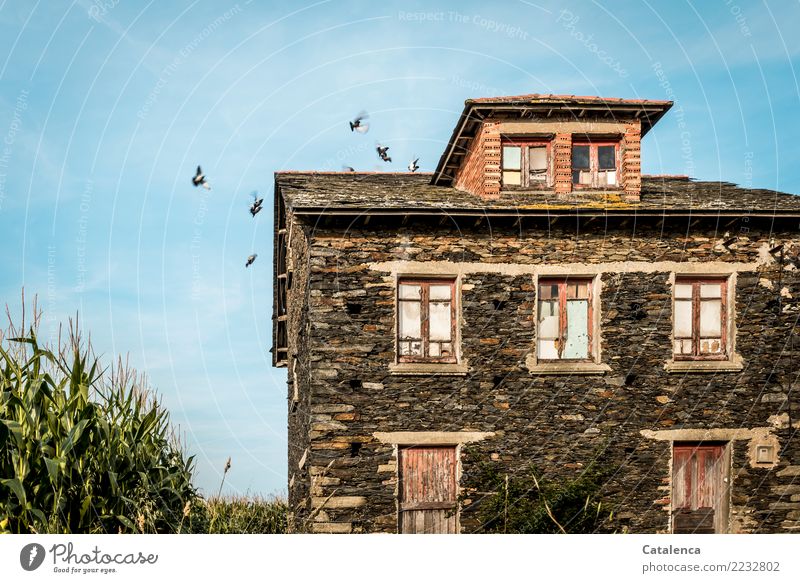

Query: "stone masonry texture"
<box><xmin>284</xmin><ymin>214</ymin><xmax>800</xmax><ymax>534</ymax></box>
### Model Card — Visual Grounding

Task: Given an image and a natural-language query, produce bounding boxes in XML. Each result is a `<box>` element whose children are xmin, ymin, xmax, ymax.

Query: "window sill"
<box><xmin>525</xmin><ymin>356</ymin><xmax>611</xmax><ymax>376</ymax></box>
<box><xmin>664</xmin><ymin>356</ymin><xmax>744</xmax><ymax>374</ymax></box>
<box><xmin>388</xmin><ymin>361</ymin><xmax>469</xmax><ymax>376</ymax></box>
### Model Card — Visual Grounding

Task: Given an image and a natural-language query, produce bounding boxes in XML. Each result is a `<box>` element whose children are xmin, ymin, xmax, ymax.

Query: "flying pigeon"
<box><xmin>342</xmin><ymin>165</ymin><xmax>355</xmax><ymax>172</ymax></box>
<box><xmin>349</xmin><ymin>111</ymin><xmax>369</xmax><ymax>133</ymax></box>
<box><xmin>192</xmin><ymin>166</ymin><xmax>210</xmax><ymax>190</ymax></box>
<box><xmin>249</xmin><ymin>191</ymin><xmax>264</xmax><ymax>217</ymax></box>
<box><xmin>245</xmin><ymin>254</ymin><xmax>257</xmax><ymax>268</ymax></box>
<box><xmin>376</xmin><ymin>144</ymin><xmax>391</xmax><ymax>163</ymax></box>
<box><xmin>408</xmin><ymin>158</ymin><xmax>419</xmax><ymax>172</ymax></box>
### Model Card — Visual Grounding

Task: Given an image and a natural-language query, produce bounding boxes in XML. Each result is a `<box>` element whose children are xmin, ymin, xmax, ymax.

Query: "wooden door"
<box><xmin>672</xmin><ymin>443</ymin><xmax>728</xmax><ymax>533</ymax></box>
<box><xmin>399</xmin><ymin>446</ymin><xmax>458</xmax><ymax>534</ymax></box>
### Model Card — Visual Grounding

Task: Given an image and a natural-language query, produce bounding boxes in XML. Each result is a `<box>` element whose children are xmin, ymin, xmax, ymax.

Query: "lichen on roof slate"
<box><xmin>275</xmin><ymin>172</ymin><xmax>800</xmax><ymax>215</ymax></box>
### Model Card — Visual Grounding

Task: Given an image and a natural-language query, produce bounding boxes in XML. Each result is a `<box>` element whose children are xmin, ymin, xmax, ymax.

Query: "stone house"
<box><xmin>272</xmin><ymin>93</ymin><xmax>800</xmax><ymax>534</ymax></box>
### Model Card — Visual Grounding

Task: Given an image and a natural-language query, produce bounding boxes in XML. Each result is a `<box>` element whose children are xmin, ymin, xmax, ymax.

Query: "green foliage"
<box><xmin>0</xmin><ymin>310</ymin><xmax>198</xmax><ymax>534</ymax></box>
<box><xmin>186</xmin><ymin>495</ymin><xmax>288</xmax><ymax>534</ymax></box>
<box><xmin>467</xmin><ymin>460</ymin><xmax>616</xmax><ymax>534</ymax></box>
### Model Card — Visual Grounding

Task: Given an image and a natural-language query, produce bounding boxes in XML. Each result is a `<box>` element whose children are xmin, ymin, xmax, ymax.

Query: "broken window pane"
<box><xmin>674</xmin><ymin>300</ymin><xmax>693</xmax><ymax>337</ymax></box>
<box><xmin>700</xmin><ymin>338</ymin><xmax>722</xmax><ymax>354</ymax></box>
<box><xmin>429</xmin><ymin>284</ymin><xmax>452</xmax><ymax>300</ymax></box>
<box><xmin>538</xmin><ymin>339</ymin><xmax>559</xmax><ymax>359</ymax></box>
<box><xmin>700</xmin><ymin>283</ymin><xmax>722</xmax><ymax>298</ymax></box>
<box><xmin>429</xmin><ymin>302</ymin><xmax>452</xmax><ymax>341</ymax></box>
<box><xmin>700</xmin><ymin>300</ymin><xmax>722</xmax><ymax>336</ymax></box>
<box><xmin>399</xmin><ymin>284</ymin><xmax>421</xmax><ymax>300</ymax></box>
<box><xmin>529</xmin><ymin>146</ymin><xmax>547</xmax><ymax>170</ymax></box>
<box><xmin>399</xmin><ymin>301</ymin><xmax>421</xmax><ymax>339</ymax></box>
<box><xmin>578</xmin><ymin>170</ymin><xmax>592</xmax><ymax>185</ymax></box>
<box><xmin>502</xmin><ymin>171</ymin><xmax>521</xmax><ymax>186</ymax></box>
<box><xmin>502</xmin><ymin>146</ymin><xmax>521</xmax><ymax>170</ymax></box>
<box><xmin>529</xmin><ymin>146</ymin><xmax>547</xmax><ymax>183</ymax></box>
<box><xmin>563</xmin><ymin>300</ymin><xmax>589</xmax><ymax>359</ymax></box>
<box><xmin>675</xmin><ymin>284</ymin><xmax>693</xmax><ymax>299</ymax></box>
<box><xmin>539</xmin><ymin>284</ymin><xmax>558</xmax><ymax>300</ymax></box>
<box><xmin>400</xmin><ymin>341</ymin><xmax>422</xmax><ymax>356</ymax></box>
<box><xmin>538</xmin><ymin>300</ymin><xmax>559</xmax><ymax>338</ymax></box>
<box><xmin>598</xmin><ymin>146</ymin><xmax>616</xmax><ymax>170</ymax></box>
<box><xmin>566</xmin><ymin>282</ymin><xmax>589</xmax><ymax>300</ymax></box>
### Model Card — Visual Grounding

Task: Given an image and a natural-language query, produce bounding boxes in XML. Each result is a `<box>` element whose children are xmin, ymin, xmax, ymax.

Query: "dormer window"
<box><xmin>572</xmin><ymin>141</ymin><xmax>619</xmax><ymax>188</ymax></box>
<box><xmin>501</xmin><ymin>140</ymin><xmax>551</xmax><ymax>188</ymax></box>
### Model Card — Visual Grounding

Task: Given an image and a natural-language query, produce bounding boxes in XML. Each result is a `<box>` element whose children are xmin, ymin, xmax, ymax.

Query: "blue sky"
<box><xmin>1</xmin><ymin>0</ymin><xmax>799</xmax><ymax>496</ymax></box>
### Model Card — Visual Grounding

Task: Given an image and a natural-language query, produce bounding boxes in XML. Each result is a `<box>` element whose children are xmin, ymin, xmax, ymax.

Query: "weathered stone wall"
<box><xmin>288</xmin><ymin>215</ymin><xmax>800</xmax><ymax>533</ymax></box>
<box><xmin>285</xmin><ymin>217</ymin><xmax>312</xmax><ymax>530</ymax></box>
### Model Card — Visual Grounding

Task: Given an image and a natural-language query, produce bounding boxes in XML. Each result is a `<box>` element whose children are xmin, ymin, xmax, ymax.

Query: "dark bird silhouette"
<box><xmin>376</xmin><ymin>144</ymin><xmax>391</xmax><ymax>163</ymax></box>
<box><xmin>192</xmin><ymin>166</ymin><xmax>210</xmax><ymax>190</ymax></box>
<box><xmin>342</xmin><ymin>165</ymin><xmax>355</xmax><ymax>172</ymax></box>
<box><xmin>408</xmin><ymin>158</ymin><xmax>419</xmax><ymax>172</ymax></box>
<box><xmin>249</xmin><ymin>191</ymin><xmax>264</xmax><ymax>217</ymax></box>
<box><xmin>349</xmin><ymin>111</ymin><xmax>369</xmax><ymax>133</ymax></box>
<box><xmin>245</xmin><ymin>254</ymin><xmax>257</xmax><ymax>268</ymax></box>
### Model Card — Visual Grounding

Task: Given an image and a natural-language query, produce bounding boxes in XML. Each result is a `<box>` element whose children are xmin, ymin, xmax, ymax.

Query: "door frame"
<box><xmin>670</xmin><ymin>441</ymin><xmax>731</xmax><ymax>534</ymax></box>
<box><xmin>396</xmin><ymin>443</ymin><xmax>461</xmax><ymax>534</ymax></box>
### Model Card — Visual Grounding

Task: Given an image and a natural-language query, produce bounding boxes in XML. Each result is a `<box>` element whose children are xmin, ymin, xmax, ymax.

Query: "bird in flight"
<box><xmin>192</xmin><ymin>166</ymin><xmax>210</xmax><ymax>190</ymax></box>
<box><xmin>376</xmin><ymin>144</ymin><xmax>391</xmax><ymax>163</ymax></box>
<box><xmin>408</xmin><ymin>158</ymin><xmax>419</xmax><ymax>172</ymax></box>
<box><xmin>245</xmin><ymin>254</ymin><xmax>257</xmax><ymax>268</ymax></box>
<box><xmin>342</xmin><ymin>165</ymin><xmax>355</xmax><ymax>172</ymax></box>
<box><xmin>349</xmin><ymin>111</ymin><xmax>369</xmax><ymax>133</ymax></box>
<box><xmin>249</xmin><ymin>191</ymin><xmax>264</xmax><ymax>217</ymax></box>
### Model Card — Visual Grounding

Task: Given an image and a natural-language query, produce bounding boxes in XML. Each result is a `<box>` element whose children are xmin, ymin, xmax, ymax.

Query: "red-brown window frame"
<box><xmin>397</xmin><ymin>278</ymin><xmax>458</xmax><ymax>364</ymax></box>
<box><xmin>571</xmin><ymin>140</ymin><xmax>620</xmax><ymax>189</ymax></box>
<box><xmin>500</xmin><ymin>139</ymin><xmax>552</xmax><ymax>189</ymax></box>
<box><xmin>537</xmin><ymin>277</ymin><xmax>595</xmax><ymax>362</ymax></box>
<box><xmin>673</xmin><ymin>277</ymin><xmax>728</xmax><ymax>361</ymax></box>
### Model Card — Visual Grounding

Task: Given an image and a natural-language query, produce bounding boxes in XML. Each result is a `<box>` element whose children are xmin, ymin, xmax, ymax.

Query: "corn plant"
<box><xmin>0</xmin><ymin>299</ymin><xmax>198</xmax><ymax>533</ymax></box>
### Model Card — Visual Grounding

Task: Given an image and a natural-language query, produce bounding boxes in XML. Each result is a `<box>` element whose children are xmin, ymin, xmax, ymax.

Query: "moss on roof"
<box><xmin>275</xmin><ymin>172</ymin><xmax>800</xmax><ymax>215</ymax></box>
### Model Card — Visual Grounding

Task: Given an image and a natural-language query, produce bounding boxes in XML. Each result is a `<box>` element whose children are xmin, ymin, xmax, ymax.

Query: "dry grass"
<box><xmin>186</xmin><ymin>495</ymin><xmax>288</xmax><ymax>534</ymax></box>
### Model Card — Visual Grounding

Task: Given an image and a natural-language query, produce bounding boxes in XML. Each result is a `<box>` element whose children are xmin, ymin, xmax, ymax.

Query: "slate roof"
<box><xmin>275</xmin><ymin>172</ymin><xmax>800</xmax><ymax>217</ymax></box>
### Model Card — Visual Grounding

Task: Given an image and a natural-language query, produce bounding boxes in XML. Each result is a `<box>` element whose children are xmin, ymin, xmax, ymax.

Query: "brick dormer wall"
<box><xmin>452</xmin><ymin>117</ymin><xmax>644</xmax><ymax>202</ymax></box>
<box><xmin>553</xmin><ymin>133</ymin><xmax>573</xmax><ymax>195</ymax></box>
<box><xmin>622</xmin><ymin>120</ymin><xmax>642</xmax><ymax>202</ymax></box>
<box><xmin>454</xmin><ymin>121</ymin><xmax>502</xmax><ymax>199</ymax></box>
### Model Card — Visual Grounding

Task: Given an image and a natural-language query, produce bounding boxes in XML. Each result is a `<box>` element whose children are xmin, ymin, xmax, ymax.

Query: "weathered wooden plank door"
<box><xmin>399</xmin><ymin>446</ymin><xmax>458</xmax><ymax>534</ymax></box>
<box><xmin>672</xmin><ymin>443</ymin><xmax>727</xmax><ymax>533</ymax></box>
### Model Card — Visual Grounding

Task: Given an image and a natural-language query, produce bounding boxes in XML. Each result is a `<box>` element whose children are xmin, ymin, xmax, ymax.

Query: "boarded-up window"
<box><xmin>673</xmin><ymin>278</ymin><xmax>727</xmax><ymax>359</ymax></box>
<box><xmin>501</xmin><ymin>140</ymin><xmax>551</xmax><ymax>188</ymax></box>
<box><xmin>571</xmin><ymin>142</ymin><xmax>618</xmax><ymax>187</ymax></box>
<box><xmin>399</xmin><ymin>446</ymin><xmax>458</xmax><ymax>534</ymax></box>
<box><xmin>672</xmin><ymin>443</ymin><xmax>729</xmax><ymax>534</ymax></box>
<box><xmin>537</xmin><ymin>279</ymin><xmax>593</xmax><ymax>360</ymax></box>
<box><xmin>398</xmin><ymin>279</ymin><xmax>456</xmax><ymax>363</ymax></box>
